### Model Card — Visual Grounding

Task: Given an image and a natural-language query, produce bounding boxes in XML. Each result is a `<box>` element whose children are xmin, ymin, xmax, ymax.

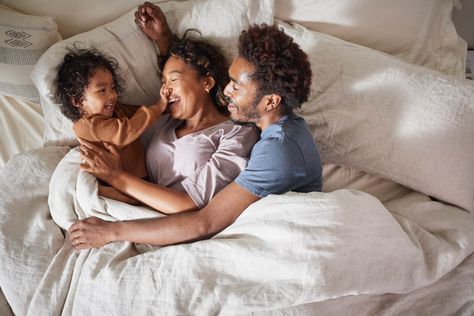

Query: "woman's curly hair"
<box><xmin>162</xmin><ymin>30</ymin><xmax>230</xmax><ymax>114</ymax></box>
<box><xmin>238</xmin><ymin>24</ymin><xmax>312</xmax><ymax>114</ymax></box>
<box><xmin>55</xmin><ymin>46</ymin><xmax>123</xmax><ymax>122</ymax></box>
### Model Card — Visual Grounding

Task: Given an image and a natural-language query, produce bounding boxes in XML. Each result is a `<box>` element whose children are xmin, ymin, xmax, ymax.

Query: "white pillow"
<box><xmin>275</xmin><ymin>20</ymin><xmax>474</xmax><ymax>212</ymax></box>
<box><xmin>31</xmin><ymin>0</ymin><xmax>273</xmax><ymax>147</ymax></box>
<box><xmin>274</xmin><ymin>0</ymin><xmax>467</xmax><ymax>78</ymax></box>
<box><xmin>0</xmin><ymin>4</ymin><xmax>61</xmax><ymax>102</ymax></box>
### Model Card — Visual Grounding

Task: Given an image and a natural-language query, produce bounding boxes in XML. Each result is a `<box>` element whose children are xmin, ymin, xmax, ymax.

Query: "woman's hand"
<box><xmin>134</xmin><ymin>2</ymin><xmax>172</xmax><ymax>54</ymax></box>
<box><xmin>79</xmin><ymin>139</ymin><xmax>121</xmax><ymax>184</ymax></box>
<box><xmin>68</xmin><ymin>217</ymin><xmax>117</xmax><ymax>249</ymax></box>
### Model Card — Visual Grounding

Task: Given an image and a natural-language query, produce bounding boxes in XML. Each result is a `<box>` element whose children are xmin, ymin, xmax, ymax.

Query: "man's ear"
<box><xmin>264</xmin><ymin>94</ymin><xmax>282</xmax><ymax>111</ymax></box>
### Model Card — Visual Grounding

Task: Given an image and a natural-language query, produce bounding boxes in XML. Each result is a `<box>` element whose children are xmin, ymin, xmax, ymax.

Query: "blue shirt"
<box><xmin>235</xmin><ymin>113</ymin><xmax>322</xmax><ymax>197</ymax></box>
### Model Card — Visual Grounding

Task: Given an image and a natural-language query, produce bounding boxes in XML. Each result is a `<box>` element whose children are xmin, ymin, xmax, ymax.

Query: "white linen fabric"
<box><xmin>0</xmin><ymin>4</ymin><xmax>61</xmax><ymax>101</ymax></box>
<box><xmin>0</xmin><ymin>94</ymin><xmax>43</xmax><ymax>166</ymax></box>
<box><xmin>0</xmin><ymin>0</ymin><xmax>145</xmax><ymax>39</ymax></box>
<box><xmin>1</xmin><ymin>147</ymin><xmax>474</xmax><ymax>315</ymax></box>
<box><xmin>48</xmin><ymin>148</ymin><xmax>164</xmax><ymax>230</ymax></box>
<box><xmin>274</xmin><ymin>0</ymin><xmax>467</xmax><ymax>77</ymax></box>
<box><xmin>276</xmin><ymin>20</ymin><xmax>474</xmax><ymax>212</ymax></box>
<box><xmin>31</xmin><ymin>0</ymin><xmax>273</xmax><ymax>147</ymax></box>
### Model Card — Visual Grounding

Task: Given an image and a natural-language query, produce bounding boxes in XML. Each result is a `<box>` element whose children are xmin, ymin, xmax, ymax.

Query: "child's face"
<box><xmin>78</xmin><ymin>68</ymin><xmax>117</xmax><ymax>117</ymax></box>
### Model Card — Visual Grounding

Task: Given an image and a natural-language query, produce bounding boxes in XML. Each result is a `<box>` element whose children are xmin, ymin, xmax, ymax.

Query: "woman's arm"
<box><xmin>80</xmin><ymin>139</ymin><xmax>196</xmax><ymax>214</ymax></box>
<box><xmin>109</xmin><ymin>170</ymin><xmax>198</xmax><ymax>214</ymax></box>
<box><xmin>98</xmin><ymin>184</ymin><xmax>141</xmax><ymax>205</ymax></box>
<box><xmin>135</xmin><ymin>2</ymin><xmax>173</xmax><ymax>55</ymax></box>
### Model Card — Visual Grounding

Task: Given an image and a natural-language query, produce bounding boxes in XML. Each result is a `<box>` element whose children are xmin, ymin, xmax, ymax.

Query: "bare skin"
<box><xmin>98</xmin><ymin>185</ymin><xmax>141</xmax><ymax>205</ymax></box>
<box><xmin>134</xmin><ymin>1</ymin><xmax>173</xmax><ymax>55</ymax></box>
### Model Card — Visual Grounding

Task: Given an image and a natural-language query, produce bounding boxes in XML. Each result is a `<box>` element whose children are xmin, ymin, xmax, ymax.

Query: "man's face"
<box><xmin>224</xmin><ymin>57</ymin><xmax>264</xmax><ymax>124</ymax></box>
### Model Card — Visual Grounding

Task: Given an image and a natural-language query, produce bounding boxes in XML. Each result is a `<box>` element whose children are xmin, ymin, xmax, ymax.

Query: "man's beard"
<box><xmin>228</xmin><ymin>95</ymin><xmax>260</xmax><ymax>125</ymax></box>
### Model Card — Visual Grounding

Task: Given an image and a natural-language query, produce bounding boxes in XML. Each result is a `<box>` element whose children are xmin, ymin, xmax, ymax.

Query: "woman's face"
<box><xmin>161</xmin><ymin>56</ymin><xmax>210</xmax><ymax>120</ymax></box>
<box><xmin>77</xmin><ymin>68</ymin><xmax>118</xmax><ymax>117</ymax></box>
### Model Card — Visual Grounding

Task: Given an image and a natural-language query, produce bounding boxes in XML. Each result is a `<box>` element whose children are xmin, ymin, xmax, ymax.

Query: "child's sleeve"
<box><xmin>73</xmin><ymin>106</ymin><xmax>158</xmax><ymax>147</ymax></box>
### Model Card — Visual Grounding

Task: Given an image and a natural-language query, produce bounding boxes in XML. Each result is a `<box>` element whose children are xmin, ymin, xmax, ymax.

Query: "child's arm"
<box><xmin>73</xmin><ymin>100</ymin><xmax>167</xmax><ymax>147</ymax></box>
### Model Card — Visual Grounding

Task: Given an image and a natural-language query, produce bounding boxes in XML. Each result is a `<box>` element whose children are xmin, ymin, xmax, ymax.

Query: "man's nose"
<box><xmin>223</xmin><ymin>82</ymin><xmax>231</xmax><ymax>97</ymax></box>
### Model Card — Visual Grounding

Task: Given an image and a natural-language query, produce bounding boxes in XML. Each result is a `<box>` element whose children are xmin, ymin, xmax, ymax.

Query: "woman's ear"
<box><xmin>264</xmin><ymin>94</ymin><xmax>282</xmax><ymax>111</ymax></box>
<box><xmin>71</xmin><ymin>97</ymin><xmax>82</xmax><ymax>108</ymax></box>
<box><xmin>203</xmin><ymin>76</ymin><xmax>216</xmax><ymax>93</ymax></box>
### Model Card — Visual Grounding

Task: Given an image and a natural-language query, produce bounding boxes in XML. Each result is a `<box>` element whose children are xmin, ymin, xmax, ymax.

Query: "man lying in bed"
<box><xmin>69</xmin><ymin>3</ymin><xmax>322</xmax><ymax>249</ymax></box>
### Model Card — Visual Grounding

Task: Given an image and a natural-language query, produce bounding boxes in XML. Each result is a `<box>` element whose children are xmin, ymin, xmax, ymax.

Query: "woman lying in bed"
<box><xmin>77</xmin><ymin>19</ymin><xmax>259</xmax><ymax>214</ymax></box>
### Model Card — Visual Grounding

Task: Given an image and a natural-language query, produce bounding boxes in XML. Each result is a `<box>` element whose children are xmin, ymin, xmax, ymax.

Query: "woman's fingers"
<box><xmin>103</xmin><ymin>142</ymin><xmax>119</xmax><ymax>157</ymax></box>
<box><xmin>78</xmin><ymin>138</ymin><xmax>100</xmax><ymax>151</ymax></box>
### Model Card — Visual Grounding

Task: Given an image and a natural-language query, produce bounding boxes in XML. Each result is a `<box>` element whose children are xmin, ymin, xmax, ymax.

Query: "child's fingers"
<box><xmin>78</xmin><ymin>138</ymin><xmax>101</xmax><ymax>152</ymax></box>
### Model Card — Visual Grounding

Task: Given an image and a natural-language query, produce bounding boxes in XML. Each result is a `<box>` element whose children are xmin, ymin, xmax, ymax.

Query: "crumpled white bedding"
<box><xmin>1</xmin><ymin>146</ymin><xmax>474</xmax><ymax>315</ymax></box>
<box><xmin>0</xmin><ymin>94</ymin><xmax>44</xmax><ymax>167</ymax></box>
<box><xmin>48</xmin><ymin>147</ymin><xmax>162</xmax><ymax>231</ymax></box>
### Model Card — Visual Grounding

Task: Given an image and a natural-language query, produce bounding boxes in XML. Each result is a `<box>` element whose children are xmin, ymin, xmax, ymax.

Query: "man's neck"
<box><xmin>257</xmin><ymin>111</ymin><xmax>290</xmax><ymax>130</ymax></box>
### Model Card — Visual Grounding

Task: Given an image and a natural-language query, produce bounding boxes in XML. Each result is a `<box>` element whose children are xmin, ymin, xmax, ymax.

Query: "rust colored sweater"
<box><xmin>73</xmin><ymin>104</ymin><xmax>158</xmax><ymax>178</ymax></box>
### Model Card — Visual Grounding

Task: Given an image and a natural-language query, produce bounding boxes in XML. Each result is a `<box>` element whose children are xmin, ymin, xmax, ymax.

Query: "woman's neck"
<box><xmin>176</xmin><ymin>102</ymin><xmax>228</xmax><ymax>138</ymax></box>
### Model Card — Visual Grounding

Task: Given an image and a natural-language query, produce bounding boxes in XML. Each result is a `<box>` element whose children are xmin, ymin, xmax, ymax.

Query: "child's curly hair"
<box><xmin>55</xmin><ymin>46</ymin><xmax>123</xmax><ymax>122</ymax></box>
<box><xmin>162</xmin><ymin>30</ymin><xmax>230</xmax><ymax>114</ymax></box>
<box><xmin>238</xmin><ymin>24</ymin><xmax>312</xmax><ymax>114</ymax></box>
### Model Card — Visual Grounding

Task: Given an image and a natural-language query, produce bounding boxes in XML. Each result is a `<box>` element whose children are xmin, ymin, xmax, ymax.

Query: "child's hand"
<box><xmin>151</xmin><ymin>99</ymin><xmax>168</xmax><ymax>116</ymax></box>
<box><xmin>154</xmin><ymin>82</ymin><xmax>171</xmax><ymax>114</ymax></box>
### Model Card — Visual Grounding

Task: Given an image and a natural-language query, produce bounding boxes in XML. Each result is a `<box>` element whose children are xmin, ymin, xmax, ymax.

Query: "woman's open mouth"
<box><xmin>168</xmin><ymin>96</ymin><xmax>181</xmax><ymax>109</ymax></box>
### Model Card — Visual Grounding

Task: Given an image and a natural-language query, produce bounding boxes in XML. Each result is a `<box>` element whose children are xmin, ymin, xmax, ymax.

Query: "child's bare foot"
<box><xmin>134</xmin><ymin>2</ymin><xmax>173</xmax><ymax>55</ymax></box>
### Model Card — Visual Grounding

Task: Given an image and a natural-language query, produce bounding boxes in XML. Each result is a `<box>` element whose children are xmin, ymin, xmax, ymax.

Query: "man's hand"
<box><xmin>134</xmin><ymin>2</ymin><xmax>173</xmax><ymax>55</ymax></box>
<box><xmin>79</xmin><ymin>139</ymin><xmax>121</xmax><ymax>184</ymax></box>
<box><xmin>68</xmin><ymin>217</ymin><xmax>117</xmax><ymax>249</ymax></box>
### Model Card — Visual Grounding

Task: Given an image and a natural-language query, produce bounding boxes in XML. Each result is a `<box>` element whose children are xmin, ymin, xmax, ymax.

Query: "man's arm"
<box><xmin>68</xmin><ymin>182</ymin><xmax>261</xmax><ymax>248</ymax></box>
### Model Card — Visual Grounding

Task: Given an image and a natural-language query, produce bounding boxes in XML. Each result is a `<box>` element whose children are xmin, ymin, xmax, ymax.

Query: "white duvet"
<box><xmin>1</xmin><ymin>146</ymin><xmax>474</xmax><ymax>315</ymax></box>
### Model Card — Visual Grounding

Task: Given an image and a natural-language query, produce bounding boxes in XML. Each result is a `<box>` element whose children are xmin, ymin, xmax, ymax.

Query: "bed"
<box><xmin>1</xmin><ymin>0</ymin><xmax>474</xmax><ymax>315</ymax></box>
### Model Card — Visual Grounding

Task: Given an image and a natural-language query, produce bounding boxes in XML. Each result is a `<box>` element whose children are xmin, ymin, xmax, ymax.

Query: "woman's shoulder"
<box><xmin>217</xmin><ymin>121</ymin><xmax>260</xmax><ymax>143</ymax></box>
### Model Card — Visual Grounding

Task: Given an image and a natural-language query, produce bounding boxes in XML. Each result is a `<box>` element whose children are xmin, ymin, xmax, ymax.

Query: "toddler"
<box><xmin>55</xmin><ymin>47</ymin><xmax>166</xmax><ymax>203</ymax></box>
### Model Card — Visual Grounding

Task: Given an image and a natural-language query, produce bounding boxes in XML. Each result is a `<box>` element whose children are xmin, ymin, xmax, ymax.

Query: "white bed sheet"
<box><xmin>1</xmin><ymin>147</ymin><xmax>473</xmax><ymax>315</ymax></box>
<box><xmin>0</xmin><ymin>1</ymin><xmax>473</xmax><ymax>314</ymax></box>
<box><xmin>0</xmin><ymin>94</ymin><xmax>44</xmax><ymax>167</ymax></box>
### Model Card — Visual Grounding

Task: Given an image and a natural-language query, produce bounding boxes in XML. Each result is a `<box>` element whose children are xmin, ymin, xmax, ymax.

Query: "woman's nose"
<box><xmin>163</xmin><ymin>85</ymin><xmax>172</xmax><ymax>96</ymax></box>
